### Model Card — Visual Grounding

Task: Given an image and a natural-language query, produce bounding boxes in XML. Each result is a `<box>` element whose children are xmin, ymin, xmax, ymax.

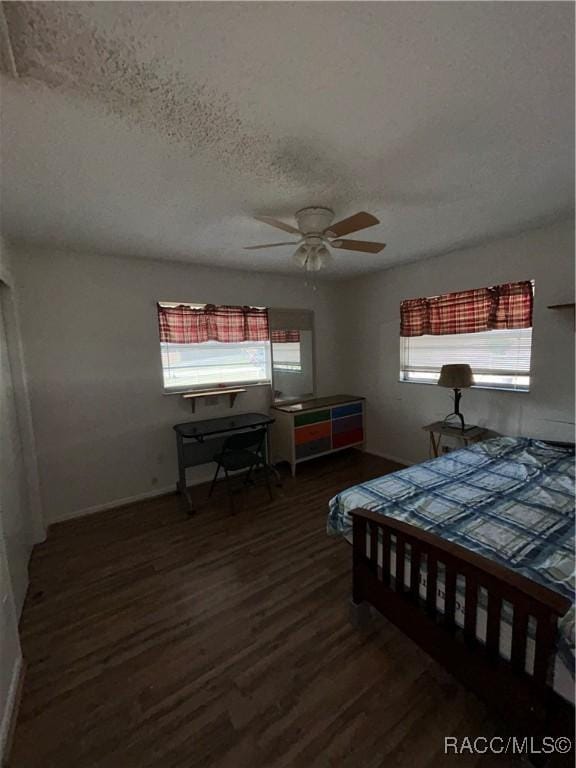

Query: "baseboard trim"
<box><xmin>363</xmin><ymin>448</ymin><xmax>414</xmax><ymax>467</ymax></box>
<box><xmin>51</xmin><ymin>449</ymin><xmax>415</xmax><ymax>524</ymax></box>
<box><xmin>51</xmin><ymin>485</ymin><xmax>178</xmax><ymax>524</ymax></box>
<box><xmin>1</xmin><ymin>655</ymin><xmax>25</xmax><ymax>767</ymax></box>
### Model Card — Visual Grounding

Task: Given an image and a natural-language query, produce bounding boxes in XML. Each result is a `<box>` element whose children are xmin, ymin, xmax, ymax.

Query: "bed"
<box><xmin>328</xmin><ymin>436</ymin><xmax>575</xmax><ymax>737</ymax></box>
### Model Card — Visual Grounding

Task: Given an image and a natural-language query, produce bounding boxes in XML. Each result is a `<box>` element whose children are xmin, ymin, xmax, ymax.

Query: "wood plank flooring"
<box><xmin>10</xmin><ymin>451</ymin><xmax>520</xmax><ymax>768</ymax></box>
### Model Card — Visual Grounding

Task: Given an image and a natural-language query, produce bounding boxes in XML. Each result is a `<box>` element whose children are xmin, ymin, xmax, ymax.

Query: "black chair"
<box><xmin>209</xmin><ymin>428</ymin><xmax>273</xmax><ymax>509</ymax></box>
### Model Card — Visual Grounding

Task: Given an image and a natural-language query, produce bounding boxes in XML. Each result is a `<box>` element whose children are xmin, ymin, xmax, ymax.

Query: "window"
<box><xmin>399</xmin><ymin>280</ymin><xmax>534</xmax><ymax>392</ymax></box>
<box><xmin>158</xmin><ymin>302</ymin><xmax>271</xmax><ymax>391</ymax></box>
<box><xmin>271</xmin><ymin>341</ymin><xmax>302</xmax><ymax>372</ymax></box>
<box><xmin>400</xmin><ymin>328</ymin><xmax>532</xmax><ymax>391</ymax></box>
<box><xmin>161</xmin><ymin>341</ymin><xmax>271</xmax><ymax>390</ymax></box>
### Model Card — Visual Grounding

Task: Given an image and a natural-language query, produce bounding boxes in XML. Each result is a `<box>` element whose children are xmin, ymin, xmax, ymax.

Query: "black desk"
<box><xmin>173</xmin><ymin>412</ymin><xmax>275</xmax><ymax>513</ymax></box>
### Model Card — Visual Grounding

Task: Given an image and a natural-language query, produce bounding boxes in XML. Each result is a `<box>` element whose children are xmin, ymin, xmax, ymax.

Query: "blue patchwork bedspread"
<box><xmin>328</xmin><ymin>437</ymin><xmax>575</xmax><ymax>664</ymax></box>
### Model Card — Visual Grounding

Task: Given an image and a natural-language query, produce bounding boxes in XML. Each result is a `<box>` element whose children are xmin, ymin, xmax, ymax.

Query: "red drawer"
<box><xmin>332</xmin><ymin>428</ymin><xmax>363</xmax><ymax>449</ymax></box>
<box><xmin>295</xmin><ymin>421</ymin><xmax>331</xmax><ymax>445</ymax></box>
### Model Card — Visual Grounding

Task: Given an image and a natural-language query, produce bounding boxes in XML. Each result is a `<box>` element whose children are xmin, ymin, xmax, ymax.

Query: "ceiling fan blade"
<box><xmin>327</xmin><ymin>212</ymin><xmax>379</xmax><ymax>238</ymax></box>
<box><xmin>254</xmin><ymin>216</ymin><xmax>300</xmax><ymax>235</ymax></box>
<box><xmin>244</xmin><ymin>241</ymin><xmax>297</xmax><ymax>250</ymax></box>
<box><xmin>331</xmin><ymin>239</ymin><xmax>386</xmax><ymax>254</ymax></box>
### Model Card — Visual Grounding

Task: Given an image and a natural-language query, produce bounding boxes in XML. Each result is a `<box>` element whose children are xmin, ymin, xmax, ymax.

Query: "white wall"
<box><xmin>336</xmin><ymin>218</ymin><xmax>575</xmax><ymax>465</ymax></box>
<box><xmin>0</xmin><ymin>286</ymin><xmax>33</xmax><ymax>613</ymax></box>
<box><xmin>0</xmin><ymin>237</ymin><xmax>44</xmax><ymax>761</ymax></box>
<box><xmin>11</xmin><ymin>246</ymin><xmax>345</xmax><ymax>522</ymax></box>
<box><xmin>0</xmin><ymin>526</ymin><xmax>22</xmax><ymax>760</ymax></box>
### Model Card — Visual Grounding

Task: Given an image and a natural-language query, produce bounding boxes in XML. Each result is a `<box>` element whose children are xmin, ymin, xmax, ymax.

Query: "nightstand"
<box><xmin>422</xmin><ymin>421</ymin><xmax>494</xmax><ymax>458</ymax></box>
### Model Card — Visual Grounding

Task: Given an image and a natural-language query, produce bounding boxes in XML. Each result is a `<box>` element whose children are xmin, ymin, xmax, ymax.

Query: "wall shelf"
<box><xmin>547</xmin><ymin>303</ymin><xmax>575</xmax><ymax>309</ymax></box>
<box><xmin>182</xmin><ymin>388</ymin><xmax>246</xmax><ymax>413</ymax></box>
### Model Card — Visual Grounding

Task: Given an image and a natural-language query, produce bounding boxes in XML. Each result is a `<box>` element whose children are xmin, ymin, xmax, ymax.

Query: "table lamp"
<box><xmin>438</xmin><ymin>364</ymin><xmax>474</xmax><ymax>432</ymax></box>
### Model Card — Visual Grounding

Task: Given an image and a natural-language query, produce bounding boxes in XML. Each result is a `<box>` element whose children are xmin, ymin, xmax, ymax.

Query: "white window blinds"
<box><xmin>400</xmin><ymin>328</ymin><xmax>532</xmax><ymax>391</ymax></box>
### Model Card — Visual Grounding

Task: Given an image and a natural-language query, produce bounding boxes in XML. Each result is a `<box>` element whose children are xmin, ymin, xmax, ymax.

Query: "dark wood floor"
<box><xmin>10</xmin><ymin>451</ymin><xmax>520</xmax><ymax>768</ymax></box>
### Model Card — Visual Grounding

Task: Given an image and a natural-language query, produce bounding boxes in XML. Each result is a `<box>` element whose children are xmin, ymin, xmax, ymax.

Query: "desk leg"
<box><xmin>430</xmin><ymin>432</ymin><xmax>442</xmax><ymax>458</ymax></box>
<box><xmin>176</xmin><ymin>436</ymin><xmax>195</xmax><ymax>514</ymax></box>
<box><xmin>265</xmin><ymin>424</ymin><xmax>283</xmax><ymax>488</ymax></box>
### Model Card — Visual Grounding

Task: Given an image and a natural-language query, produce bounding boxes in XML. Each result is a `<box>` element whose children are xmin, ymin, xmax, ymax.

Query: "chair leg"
<box><xmin>209</xmin><ymin>462</ymin><xmax>221</xmax><ymax>497</ymax></box>
<box><xmin>262</xmin><ymin>461</ymin><xmax>274</xmax><ymax>501</ymax></box>
<box><xmin>244</xmin><ymin>462</ymin><xmax>255</xmax><ymax>487</ymax></box>
<box><xmin>224</xmin><ymin>469</ymin><xmax>235</xmax><ymax>513</ymax></box>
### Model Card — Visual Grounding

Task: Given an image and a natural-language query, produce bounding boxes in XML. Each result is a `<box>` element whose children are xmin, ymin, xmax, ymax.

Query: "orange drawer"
<box><xmin>295</xmin><ymin>421</ymin><xmax>331</xmax><ymax>445</ymax></box>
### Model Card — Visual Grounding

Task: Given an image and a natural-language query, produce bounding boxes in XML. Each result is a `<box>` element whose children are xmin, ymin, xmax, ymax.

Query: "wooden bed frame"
<box><xmin>350</xmin><ymin>508</ymin><xmax>574</xmax><ymax>739</ymax></box>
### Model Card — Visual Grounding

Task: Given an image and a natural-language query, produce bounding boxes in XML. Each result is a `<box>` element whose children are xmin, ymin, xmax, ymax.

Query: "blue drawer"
<box><xmin>332</xmin><ymin>414</ymin><xmax>363</xmax><ymax>434</ymax></box>
<box><xmin>331</xmin><ymin>402</ymin><xmax>363</xmax><ymax>419</ymax></box>
<box><xmin>295</xmin><ymin>436</ymin><xmax>331</xmax><ymax>460</ymax></box>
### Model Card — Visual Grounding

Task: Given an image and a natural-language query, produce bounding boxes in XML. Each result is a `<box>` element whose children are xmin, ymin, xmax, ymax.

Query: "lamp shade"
<box><xmin>438</xmin><ymin>364</ymin><xmax>474</xmax><ymax>389</ymax></box>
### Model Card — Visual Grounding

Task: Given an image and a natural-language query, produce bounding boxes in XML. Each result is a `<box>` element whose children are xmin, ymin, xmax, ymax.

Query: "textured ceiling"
<box><xmin>1</xmin><ymin>1</ymin><xmax>574</xmax><ymax>277</ymax></box>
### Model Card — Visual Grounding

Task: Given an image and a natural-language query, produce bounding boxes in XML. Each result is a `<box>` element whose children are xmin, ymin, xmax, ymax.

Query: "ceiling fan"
<box><xmin>244</xmin><ymin>207</ymin><xmax>386</xmax><ymax>272</ymax></box>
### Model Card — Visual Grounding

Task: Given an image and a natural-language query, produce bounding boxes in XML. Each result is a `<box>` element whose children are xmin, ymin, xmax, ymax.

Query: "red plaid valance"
<box><xmin>400</xmin><ymin>281</ymin><xmax>533</xmax><ymax>337</ymax></box>
<box><xmin>270</xmin><ymin>329</ymin><xmax>301</xmax><ymax>343</ymax></box>
<box><xmin>158</xmin><ymin>304</ymin><xmax>269</xmax><ymax>343</ymax></box>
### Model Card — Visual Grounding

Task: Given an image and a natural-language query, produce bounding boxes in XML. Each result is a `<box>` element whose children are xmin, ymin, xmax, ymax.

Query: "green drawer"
<box><xmin>294</xmin><ymin>409</ymin><xmax>331</xmax><ymax>427</ymax></box>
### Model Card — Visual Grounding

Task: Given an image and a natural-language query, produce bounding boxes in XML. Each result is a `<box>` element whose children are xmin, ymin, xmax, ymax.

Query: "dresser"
<box><xmin>271</xmin><ymin>395</ymin><xmax>365</xmax><ymax>476</ymax></box>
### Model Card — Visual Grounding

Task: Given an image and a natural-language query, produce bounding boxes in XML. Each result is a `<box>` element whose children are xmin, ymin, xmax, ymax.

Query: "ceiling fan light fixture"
<box><xmin>316</xmin><ymin>244</ymin><xmax>332</xmax><ymax>266</ymax></box>
<box><xmin>306</xmin><ymin>247</ymin><xmax>323</xmax><ymax>272</ymax></box>
<box><xmin>247</xmin><ymin>207</ymin><xmax>385</xmax><ymax>271</ymax></box>
<box><xmin>292</xmin><ymin>243</ymin><xmax>308</xmax><ymax>267</ymax></box>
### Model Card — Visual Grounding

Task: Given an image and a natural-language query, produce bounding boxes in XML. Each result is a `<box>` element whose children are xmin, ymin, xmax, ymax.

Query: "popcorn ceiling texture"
<box><xmin>1</xmin><ymin>2</ymin><xmax>573</xmax><ymax>276</ymax></box>
<box><xmin>5</xmin><ymin>2</ymin><xmax>298</xmax><ymax>186</ymax></box>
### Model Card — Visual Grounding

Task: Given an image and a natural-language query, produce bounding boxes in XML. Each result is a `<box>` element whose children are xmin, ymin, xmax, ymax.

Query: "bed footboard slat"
<box><xmin>444</xmin><ymin>564</ymin><xmax>457</xmax><ymax>628</ymax></box>
<box><xmin>426</xmin><ymin>555</ymin><xmax>437</xmax><ymax>613</ymax></box>
<box><xmin>533</xmin><ymin>612</ymin><xmax>557</xmax><ymax>686</ymax></box>
<box><xmin>395</xmin><ymin>536</ymin><xmax>405</xmax><ymax>593</ymax></box>
<box><xmin>464</xmin><ymin>576</ymin><xmax>478</xmax><ymax>643</ymax></box>
<box><xmin>510</xmin><ymin>606</ymin><xmax>529</xmax><ymax>673</ymax></box>
<box><xmin>486</xmin><ymin>592</ymin><xmax>502</xmax><ymax>656</ymax></box>
<box><xmin>381</xmin><ymin>529</ymin><xmax>391</xmax><ymax>586</ymax></box>
<box><xmin>369</xmin><ymin>522</ymin><xmax>378</xmax><ymax>576</ymax></box>
<box><xmin>409</xmin><ymin>544</ymin><xmax>421</xmax><ymax>599</ymax></box>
